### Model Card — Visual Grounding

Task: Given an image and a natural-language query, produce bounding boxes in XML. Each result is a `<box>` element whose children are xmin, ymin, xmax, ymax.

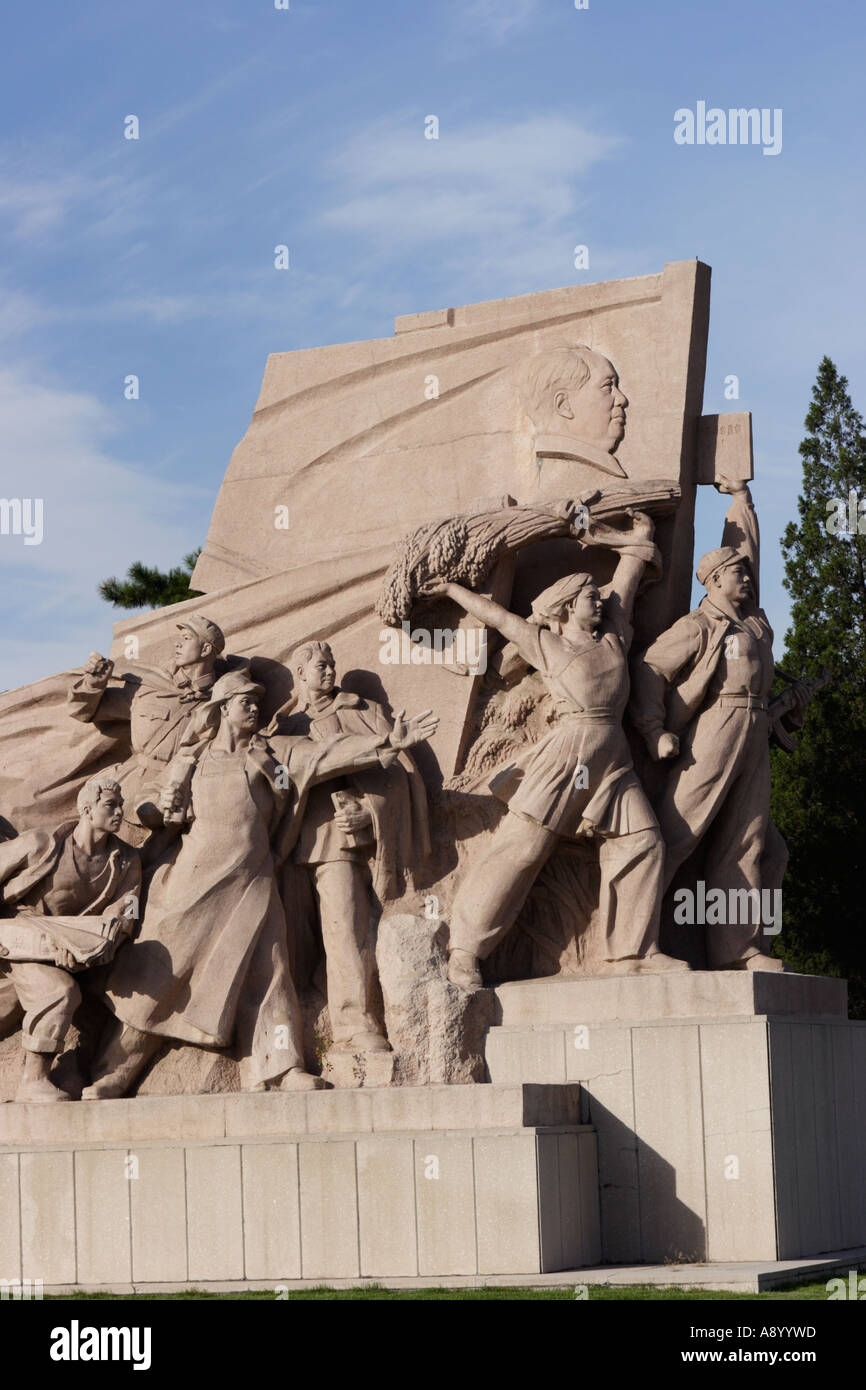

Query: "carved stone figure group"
<box><xmin>0</xmin><ymin>474</ymin><xmax>810</xmax><ymax>1101</ymax></box>
<box><xmin>426</xmin><ymin>479</ymin><xmax>809</xmax><ymax>992</ymax></box>
<box><xmin>1</xmin><ymin>631</ymin><xmax>437</xmax><ymax>1101</ymax></box>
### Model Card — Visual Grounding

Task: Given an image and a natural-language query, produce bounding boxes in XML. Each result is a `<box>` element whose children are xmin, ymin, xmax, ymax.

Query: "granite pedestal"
<box><xmin>0</xmin><ymin>1083</ymin><xmax>600</xmax><ymax>1290</ymax></box>
<box><xmin>486</xmin><ymin>971</ymin><xmax>866</xmax><ymax>1264</ymax></box>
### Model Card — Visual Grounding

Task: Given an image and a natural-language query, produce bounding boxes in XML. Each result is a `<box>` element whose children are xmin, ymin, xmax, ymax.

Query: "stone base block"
<box><xmin>486</xmin><ymin>975</ymin><xmax>866</xmax><ymax>1265</ymax></box>
<box><xmin>494</xmin><ymin>969</ymin><xmax>848</xmax><ymax>1027</ymax></box>
<box><xmin>0</xmin><ymin>1083</ymin><xmax>600</xmax><ymax>1287</ymax></box>
<box><xmin>320</xmin><ymin>1047</ymin><xmax>397</xmax><ymax>1090</ymax></box>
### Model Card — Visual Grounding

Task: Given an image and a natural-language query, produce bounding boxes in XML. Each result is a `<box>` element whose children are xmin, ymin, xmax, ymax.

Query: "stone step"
<box><xmin>0</xmin><ymin>1083</ymin><xmax>601</xmax><ymax>1285</ymax></box>
<box><xmin>0</xmin><ymin>1081</ymin><xmax>581</xmax><ymax>1147</ymax></box>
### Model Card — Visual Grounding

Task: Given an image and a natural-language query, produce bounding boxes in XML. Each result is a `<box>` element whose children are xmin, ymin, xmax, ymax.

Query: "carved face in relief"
<box><xmin>520</xmin><ymin>345</ymin><xmax>629</xmax><ymax>467</ymax></box>
<box><xmin>298</xmin><ymin>652</ymin><xmax>336</xmax><ymax>697</ymax></box>
<box><xmin>174</xmin><ymin>626</ymin><xmax>214</xmax><ymax>669</ymax></box>
<box><xmin>712</xmin><ymin>559</ymin><xmax>752</xmax><ymax>609</ymax></box>
<box><xmin>84</xmin><ymin>787</ymin><xmax>124</xmax><ymax>834</ymax></box>
<box><xmin>564</xmin><ymin>584</ymin><xmax>604</xmax><ymax>638</ymax></box>
<box><xmin>221</xmin><ymin>691</ymin><xmax>260</xmax><ymax>733</ymax></box>
<box><xmin>560</xmin><ymin>352</ymin><xmax>628</xmax><ymax>452</ymax></box>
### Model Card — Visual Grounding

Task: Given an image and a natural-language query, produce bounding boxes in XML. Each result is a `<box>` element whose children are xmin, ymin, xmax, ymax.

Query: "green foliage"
<box><xmin>99</xmin><ymin>549</ymin><xmax>203</xmax><ymax>610</ymax></box>
<box><xmin>771</xmin><ymin>357</ymin><xmax>866</xmax><ymax>1014</ymax></box>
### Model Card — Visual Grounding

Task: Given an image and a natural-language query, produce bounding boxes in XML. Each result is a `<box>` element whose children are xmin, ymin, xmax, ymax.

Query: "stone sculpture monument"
<box><xmin>0</xmin><ymin>263</ymin><xmax>862</xmax><ymax>1292</ymax></box>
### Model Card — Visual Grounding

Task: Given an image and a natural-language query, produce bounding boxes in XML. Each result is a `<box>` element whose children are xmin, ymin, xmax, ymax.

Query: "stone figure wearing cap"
<box><xmin>629</xmin><ymin>480</ymin><xmax>810</xmax><ymax>970</ymax></box>
<box><xmin>83</xmin><ymin>669</ymin><xmax>439</xmax><ymax>1097</ymax></box>
<box><xmin>267</xmin><ymin>640</ymin><xmax>433</xmax><ymax>1055</ymax></box>
<box><xmin>0</xmin><ymin>777</ymin><xmax>140</xmax><ymax>1102</ymax></box>
<box><xmin>420</xmin><ymin>510</ymin><xmax>688</xmax><ymax>992</ymax></box>
<box><xmin>67</xmin><ymin>613</ymin><xmax>226</xmax><ymax>847</ymax></box>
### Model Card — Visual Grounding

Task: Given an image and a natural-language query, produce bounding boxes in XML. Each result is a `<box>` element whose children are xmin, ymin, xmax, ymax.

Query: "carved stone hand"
<box><xmin>389</xmin><ymin>709</ymin><xmax>440</xmax><ymax>749</ymax></box>
<box><xmin>82</xmin><ymin>651</ymin><xmax>114</xmax><ymax>689</ymax></box>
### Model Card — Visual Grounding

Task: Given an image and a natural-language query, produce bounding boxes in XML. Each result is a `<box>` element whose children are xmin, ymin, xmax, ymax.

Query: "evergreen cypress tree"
<box><xmin>99</xmin><ymin>549</ymin><xmax>203</xmax><ymax>610</ymax></box>
<box><xmin>771</xmin><ymin>357</ymin><xmax>866</xmax><ymax>1013</ymax></box>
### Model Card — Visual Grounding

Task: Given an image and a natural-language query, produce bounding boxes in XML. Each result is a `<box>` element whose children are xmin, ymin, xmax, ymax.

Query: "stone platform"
<box><xmin>27</xmin><ymin>1247</ymin><xmax>866</xmax><ymax>1296</ymax></box>
<box><xmin>3</xmin><ymin>972</ymin><xmax>863</xmax><ymax>1292</ymax></box>
<box><xmin>486</xmin><ymin>972</ymin><xmax>866</xmax><ymax>1265</ymax></box>
<box><xmin>0</xmin><ymin>1084</ymin><xmax>600</xmax><ymax>1289</ymax></box>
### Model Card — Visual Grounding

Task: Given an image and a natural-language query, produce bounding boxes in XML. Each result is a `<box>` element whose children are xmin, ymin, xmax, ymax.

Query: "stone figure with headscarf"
<box><xmin>419</xmin><ymin>510</ymin><xmax>689</xmax><ymax>991</ymax></box>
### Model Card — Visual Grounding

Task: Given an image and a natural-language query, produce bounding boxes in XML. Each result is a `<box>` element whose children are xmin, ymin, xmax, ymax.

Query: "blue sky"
<box><xmin>1</xmin><ymin>0</ymin><xmax>864</xmax><ymax>688</ymax></box>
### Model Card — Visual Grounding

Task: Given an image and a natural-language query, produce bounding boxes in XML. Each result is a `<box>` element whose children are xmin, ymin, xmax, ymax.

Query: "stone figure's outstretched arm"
<box><xmin>718</xmin><ymin>479</ymin><xmax>760</xmax><ymax>604</ymax></box>
<box><xmin>418</xmin><ymin>580</ymin><xmax>539</xmax><ymax>667</ymax></box>
<box><xmin>304</xmin><ymin>731</ymin><xmax>398</xmax><ymax>781</ymax></box>
<box><xmin>282</xmin><ymin>719</ymin><xmax>439</xmax><ymax>787</ymax></box>
<box><xmin>68</xmin><ymin>653</ymin><xmax>134</xmax><ymax>724</ymax></box>
<box><xmin>269</xmin><ymin>725</ymin><xmax>435</xmax><ymax>869</ymax></box>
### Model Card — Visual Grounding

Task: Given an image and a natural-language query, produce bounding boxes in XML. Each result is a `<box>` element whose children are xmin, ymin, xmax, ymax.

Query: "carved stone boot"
<box><xmin>15</xmin><ymin>1051</ymin><xmax>70</xmax><ymax>1104</ymax></box>
<box><xmin>728</xmin><ymin>952</ymin><xmax>787</xmax><ymax>972</ymax></box>
<box><xmin>81</xmin><ymin>1024</ymin><xmax>160</xmax><ymax>1100</ymax></box>
<box><xmin>447</xmin><ymin>949</ymin><xmax>483</xmax><ymax>993</ymax></box>
<box><xmin>278</xmin><ymin>1067</ymin><xmax>327</xmax><ymax>1092</ymax></box>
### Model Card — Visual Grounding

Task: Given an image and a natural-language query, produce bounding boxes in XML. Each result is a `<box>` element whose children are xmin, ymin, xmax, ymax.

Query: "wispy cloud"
<box><xmin>317</xmin><ymin>112</ymin><xmax>623</xmax><ymax>288</ymax></box>
<box><xmin>0</xmin><ymin>154</ymin><xmax>169</xmax><ymax>251</ymax></box>
<box><xmin>0</xmin><ymin>288</ymin><xmax>58</xmax><ymax>341</ymax></box>
<box><xmin>0</xmin><ymin>169</ymin><xmax>119</xmax><ymax>241</ymax></box>
<box><xmin>0</xmin><ymin>364</ymin><xmax>208</xmax><ymax>687</ymax></box>
<box><xmin>0</xmin><ymin>58</ymin><xmax>265</xmax><ymax>249</ymax></box>
<box><xmin>456</xmin><ymin>0</ymin><xmax>541</xmax><ymax>43</ymax></box>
